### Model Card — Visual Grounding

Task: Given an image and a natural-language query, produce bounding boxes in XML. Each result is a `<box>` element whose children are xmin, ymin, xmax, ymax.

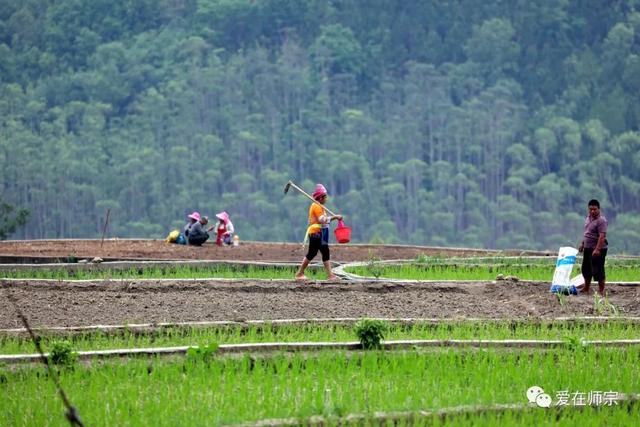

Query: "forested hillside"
<box><xmin>1</xmin><ymin>0</ymin><xmax>640</xmax><ymax>252</ymax></box>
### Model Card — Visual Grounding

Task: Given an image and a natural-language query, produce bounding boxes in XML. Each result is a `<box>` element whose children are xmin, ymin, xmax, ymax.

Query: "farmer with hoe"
<box><xmin>295</xmin><ymin>184</ymin><xmax>342</xmax><ymax>281</ymax></box>
<box><xmin>576</xmin><ymin>199</ymin><xmax>608</xmax><ymax>297</ymax></box>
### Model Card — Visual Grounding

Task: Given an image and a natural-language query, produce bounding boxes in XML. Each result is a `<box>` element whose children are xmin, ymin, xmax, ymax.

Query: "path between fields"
<box><xmin>2</xmin><ymin>280</ymin><xmax>639</xmax><ymax>328</ymax></box>
<box><xmin>0</xmin><ymin>239</ymin><xmax>550</xmax><ymax>262</ymax></box>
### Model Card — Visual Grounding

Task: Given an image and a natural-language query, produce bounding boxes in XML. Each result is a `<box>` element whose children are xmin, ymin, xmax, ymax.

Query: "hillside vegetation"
<box><xmin>1</xmin><ymin>0</ymin><xmax>639</xmax><ymax>252</ymax></box>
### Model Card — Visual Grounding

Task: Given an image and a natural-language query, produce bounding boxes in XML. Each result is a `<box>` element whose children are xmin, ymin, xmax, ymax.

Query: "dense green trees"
<box><xmin>0</xmin><ymin>0</ymin><xmax>639</xmax><ymax>253</ymax></box>
<box><xmin>0</xmin><ymin>197</ymin><xmax>29</xmax><ymax>240</ymax></box>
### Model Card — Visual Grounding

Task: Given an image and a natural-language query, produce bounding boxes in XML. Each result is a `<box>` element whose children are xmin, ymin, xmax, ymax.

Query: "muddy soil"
<box><xmin>0</xmin><ymin>239</ymin><xmax>551</xmax><ymax>263</ymax></box>
<box><xmin>2</xmin><ymin>279</ymin><xmax>638</xmax><ymax>329</ymax></box>
<box><xmin>2</xmin><ymin>240</ymin><xmax>632</xmax><ymax>329</ymax></box>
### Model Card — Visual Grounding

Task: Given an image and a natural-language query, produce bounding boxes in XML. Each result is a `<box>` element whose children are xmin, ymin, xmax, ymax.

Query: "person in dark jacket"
<box><xmin>184</xmin><ymin>211</ymin><xmax>200</xmax><ymax>239</ymax></box>
<box><xmin>188</xmin><ymin>216</ymin><xmax>211</xmax><ymax>246</ymax></box>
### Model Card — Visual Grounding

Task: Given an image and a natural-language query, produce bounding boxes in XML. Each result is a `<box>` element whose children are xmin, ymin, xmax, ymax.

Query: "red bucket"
<box><xmin>334</xmin><ymin>220</ymin><xmax>351</xmax><ymax>244</ymax></box>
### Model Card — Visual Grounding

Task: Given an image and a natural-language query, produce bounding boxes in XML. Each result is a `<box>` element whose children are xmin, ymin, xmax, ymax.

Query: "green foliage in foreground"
<box><xmin>354</xmin><ymin>318</ymin><xmax>388</xmax><ymax>349</ymax></box>
<box><xmin>2</xmin><ymin>256</ymin><xmax>638</xmax><ymax>281</ymax></box>
<box><xmin>48</xmin><ymin>340</ymin><xmax>78</xmax><ymax>367</ymax></box>
<box><xmin>428</xmin><ymin>405</ymin><xmax>640</xmax><ymax>427</ymax></box>
<box><xmin>2</xmin><ymin>320</ymin><xmax>640</xmax><ymax>355</ymax></box>
<box><xmin>413</xmin><ymin>255</ymin><xmax>640</xmax><ymax>266</ymax></box>
<box><xmin>1</xmin><ymin>347</ymin><xmax>638</xmax><ymax>426</ymax></box>
<box><xmin>186</xmin><ymin>342</ymin><xmax>219</xmax><ymax>363</ymax></box>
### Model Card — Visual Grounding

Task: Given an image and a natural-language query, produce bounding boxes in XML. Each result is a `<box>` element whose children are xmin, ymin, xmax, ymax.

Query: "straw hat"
<box><xmin>216</xmin><ymin>211</ymin><xmax>230</xmax><ymax>223</ymax></box>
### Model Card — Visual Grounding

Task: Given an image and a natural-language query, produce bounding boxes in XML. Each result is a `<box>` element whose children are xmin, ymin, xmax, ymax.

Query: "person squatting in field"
<box><xmin>295</xmin><ymin>183</ymin><xmax>342</xmax><ymax>281</ymax></box>
<box><xmin>215</xmin><ymin>211</ymin><xmax>234</xmax><ymax>246</ymax></box>
<box><xmin>577</xmin><ymin>199</ymin><xmax>608</xmax><ymax>297</ymax></box>
<box><xmin>188</xmin><ymin>215</ymin><xmax>212</xmax><ymax>246</ymax></box>
<box><xmin>184</xmin><ymin>211</ymin><xmax>200</xmax><ymax>240</ymax></box>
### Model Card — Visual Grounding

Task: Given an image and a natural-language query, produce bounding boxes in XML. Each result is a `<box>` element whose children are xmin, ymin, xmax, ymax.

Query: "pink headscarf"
<box><xmin>311</xmin><ymin>184</ymin><xmax>327</xmax><ymax>200</ymax></box>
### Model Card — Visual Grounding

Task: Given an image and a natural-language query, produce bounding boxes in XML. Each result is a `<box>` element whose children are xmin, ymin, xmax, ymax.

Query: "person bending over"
<box><xmin>188</xmin><ymin>215</ymin><xmax>211</xmax><ymax>246</ymax></box>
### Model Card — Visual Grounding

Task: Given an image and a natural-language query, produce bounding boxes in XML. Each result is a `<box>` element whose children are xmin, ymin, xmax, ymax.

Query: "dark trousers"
<box><xmin>306</xmin><ymin>229</ymin><xmax>330</xmax><ymax>262</ymax></box>
<box><xmin>188</xmin><ymin>233</ymin><xmax>209</xmax><ymax>246</ymax></box>
<box><xmin>582</xmin><ymin>247</ymin><xmax>607</xmax><ymax>281</ymax></box>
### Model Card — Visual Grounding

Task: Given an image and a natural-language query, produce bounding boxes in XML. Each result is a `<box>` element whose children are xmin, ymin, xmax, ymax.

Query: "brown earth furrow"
<box><xmin>0</xmin><ymin>239</ymin><xmax>550</xmax><ymax>263</ymax></box>
<box><xmin>2</xmin><ymin>279</ymin><xmax>638</xmax><ymax>328</ymax></box>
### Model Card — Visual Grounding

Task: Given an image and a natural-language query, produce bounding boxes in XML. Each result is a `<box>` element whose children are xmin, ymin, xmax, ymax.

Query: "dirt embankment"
<box><xmin>2</xmin><ymin>279</ymin><xmax>638</xmax><ymax>329</ymax></box>
<box><xmin>3</xmin><ymin>240</ymin><xmax>630</xmax><ymax>329</ymax></box>
<box><xmin>0</xmin><ymin>239</ymin><xmax>551</xmax><ymax>263</ymax></box>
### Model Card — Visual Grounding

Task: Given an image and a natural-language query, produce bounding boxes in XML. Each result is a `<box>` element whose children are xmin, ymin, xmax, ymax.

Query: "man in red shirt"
<box><xmin>577</xmin><ymin>199</ymin><xmax>608</xmax><ymax>297</ymax></box>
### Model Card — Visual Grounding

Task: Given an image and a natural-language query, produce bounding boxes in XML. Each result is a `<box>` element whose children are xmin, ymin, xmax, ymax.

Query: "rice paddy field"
<box><xmin>0</xmin><ymin>264</ymin><xmax>326</xmax><ymax>281</ymax></box>
<box><xmin>2</xmin><ymin>320</ymin><xmax>640</xmax><ymax>354</ymax></box>
<box><xmin>1</xmin><ymin>244</ymin><xmax>639</xmax><ymax>426</ymax></box>
<box><xmin>1</xmin><ymin>255</ymin><xmax>637</xmax><ymax>282</ymax></box>
<box><xmin>345</xmin><ymin>255</ymin><xmax>640</xmax><ymax>281</ymax></box>
<box><xmin>2</xmin><ymin>336</ymin><xmax>639</xmax><ymax>426</ymax></box>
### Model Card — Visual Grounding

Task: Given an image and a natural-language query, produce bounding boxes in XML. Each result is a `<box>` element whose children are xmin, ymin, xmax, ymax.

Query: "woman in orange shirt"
<box><xmin>295</xmin><ymin>183</ymin><xmax>342</xmax><ymax>280</ymax></box>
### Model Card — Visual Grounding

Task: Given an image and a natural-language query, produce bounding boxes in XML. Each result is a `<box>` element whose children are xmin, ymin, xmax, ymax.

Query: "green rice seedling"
<box><xmin>365</xmin><ymin>250</ymin><xmax>384</xmax><ymax>279</ymax></box>
<box><xmin>0</xmin><ymin>264</ymin><xmax>327</xmax><ymax>281</ymax></box>
<box><xmin>186</xmin><ymin>342</ymin><xmax>219</xmax><ymax>363</ymax></box>
<box><xmin>1</xmin><ymin>347</ymin><xmax>639</xmax><ymax>425</ymax></box>
<box><xmin>555</xmin><ymin>292</ymin><xmax>567</xmax><ymax>307</ymax></box>
<box><xmin>49</xmin><ymin>340</ymin><xmax>77</xmax><ymax>367</ymax></box>
<box><xmin>593</xmin><ymin>294</ymin><xmax>604</xmax><ymax>315</ymax></box>
<box><xmin>346</xmin><ymin>259</ymin><xmax>640</xmax><ymax>281</ymax></box>
<box><xmin>604</xmin><ymin>295</ymin><xmax>620</xmax><ymax>317</ymax></box>
<box><xmin>416</xmin><ymin>253</ymin><xmax>429</xmax><ymax>264</ymax></box>
<box><xmin>593</xmin><ymin>294</ymin><xmax>620</xmax><ymax>317</ymax></box>
<box><xmin>2</xmin><ymin>256</ymin><xmax>638</xmax><ymax>281</ymax></box>
<box><xmin>426</xmin><ymin>403</ymin><xmax>640</xmax><ymax>426</ymax></box>
<box><xmin>2</xmin><ymin>319</ymin><xmax>640</xmax><ymax>355</ymax></box>
<box><xmin>355</xmin><ymin>319</ymin><xmax>388</xmax><ymax>349</ymax></box>
<box><xmin>563</xmin><ymin>335</ymin><xmax>588</xmax><ymax>352</ymax></box>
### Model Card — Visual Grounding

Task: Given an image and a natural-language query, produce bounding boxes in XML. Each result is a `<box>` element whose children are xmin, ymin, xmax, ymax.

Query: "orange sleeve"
<box><xmin>306</xmin><ymin>203</ymin><xmax>324</xmax><ymax>236</ymax></box>
<box><xmin>308</xmin><ymin>203</ymin><xmax>323</xmax><ymax>223</ymax></box>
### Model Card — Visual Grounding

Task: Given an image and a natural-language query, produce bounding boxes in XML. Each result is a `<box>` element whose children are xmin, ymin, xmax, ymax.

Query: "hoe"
<box><xmin>283</xmin><ymin>180</ymin><xmax>351</xmax><ymax>243</ymax></box>
<box><xmin>283</xmin><ymin>180</ymin><xmax>338</xmax><ymax>216</ymax></box>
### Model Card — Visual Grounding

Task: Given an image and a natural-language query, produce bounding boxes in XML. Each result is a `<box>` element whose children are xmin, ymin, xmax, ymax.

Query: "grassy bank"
<box><xmin>0</xmin><ymin>264</ymin><xmax>323</xmax><ymax>281</ymax></box>
<box><xmin>347</xmin><ymin>256</ymin><xmax>640</xmax><ymax>281</ymax></box>
<box><xmin>2</xmin><ymin>320</ymin><xmax>639</xmax><ymax>354</ymax></box>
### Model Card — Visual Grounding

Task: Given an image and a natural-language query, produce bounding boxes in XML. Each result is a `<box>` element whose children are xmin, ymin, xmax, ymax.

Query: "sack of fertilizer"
<box><xmin>570</xmin><ymin>274</ymin><xmax>585</xmax><ymax>288</ymax></box>
<box><xmin>550</xmin><ymin>247</ymin><xmax>579</xmax><ymax>295</ymax></box>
